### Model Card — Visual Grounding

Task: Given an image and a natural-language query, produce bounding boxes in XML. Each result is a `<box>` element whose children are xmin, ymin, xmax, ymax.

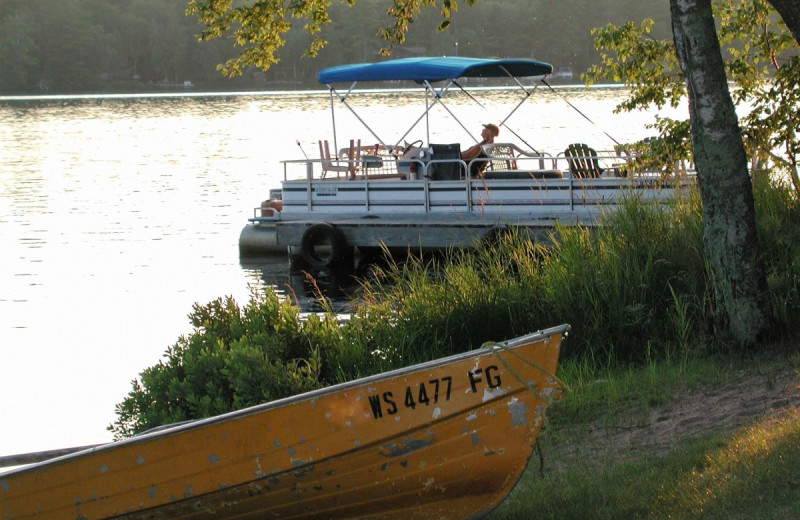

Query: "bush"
<box><xmin>109</xmin><ymin>290</ymin><xmax>343</xmax><ymax>439</ymax></box>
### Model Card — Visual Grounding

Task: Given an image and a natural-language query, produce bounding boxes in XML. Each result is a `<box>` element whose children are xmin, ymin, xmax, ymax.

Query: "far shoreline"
<box><xmin>0</xmin><ymin>82</ymin><xmax>621</xmax><ymax>103</ymax></box>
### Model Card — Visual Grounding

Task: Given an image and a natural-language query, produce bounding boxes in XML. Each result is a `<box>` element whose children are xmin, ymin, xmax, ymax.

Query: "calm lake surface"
<box><xmin>0</xmin><ymin>86</ymin><xmax>685</xmax><ymax>460</ymax></box>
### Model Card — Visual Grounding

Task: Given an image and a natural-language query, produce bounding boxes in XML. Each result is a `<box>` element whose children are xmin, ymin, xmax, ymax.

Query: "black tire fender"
<box><xmin>300</xmin><ymin>223</ymin><xmax>348</xmax><ymax>268</ymax></box>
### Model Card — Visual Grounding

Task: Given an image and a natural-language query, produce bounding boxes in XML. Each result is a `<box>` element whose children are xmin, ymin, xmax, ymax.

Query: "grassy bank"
<box><xmin>490</xmin><ymin>350</ymin><xmax>800</xmax><ymax>519</ymax></box>
<box><xmin>107</xmin><ymin>172</ymin><xmax>800</xmax><ymax>515</ymax></box>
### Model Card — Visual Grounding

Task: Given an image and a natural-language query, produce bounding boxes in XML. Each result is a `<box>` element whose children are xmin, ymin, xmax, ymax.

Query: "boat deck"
<box><xmin>241</xmin><ymin>138</ymin><xmax>695</xmax><ymax>259</ymax></box>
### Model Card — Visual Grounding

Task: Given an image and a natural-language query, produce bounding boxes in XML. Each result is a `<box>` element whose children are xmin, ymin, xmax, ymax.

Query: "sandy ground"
<box><xmin>546</xmin><ymin>366</ymin><xmax>800</xmax><ymax>470</ymax></box>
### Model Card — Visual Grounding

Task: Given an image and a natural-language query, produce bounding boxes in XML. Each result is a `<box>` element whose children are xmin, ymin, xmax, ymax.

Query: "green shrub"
<box><xmin>109</xmin><ymin>290</ymin><xmax>342</xmax><ymax>439</ymax></box>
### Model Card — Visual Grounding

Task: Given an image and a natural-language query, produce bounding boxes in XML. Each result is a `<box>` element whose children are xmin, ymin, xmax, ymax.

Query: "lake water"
<box><xmin>0</xmin><ymin>86</ymin><xmax>685</xmax><ymax>462</ymax></box>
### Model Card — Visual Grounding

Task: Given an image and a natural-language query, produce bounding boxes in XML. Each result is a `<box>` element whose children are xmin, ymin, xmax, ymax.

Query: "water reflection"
<box><xmin>238</xmin><ymin>246</ymin><xmax>412</xmax><ymax>315</ymax></box>
<box><xmin>239</xmin><ymin>255</ymin><xmax>363</xmax><ymax>314</ymax></box>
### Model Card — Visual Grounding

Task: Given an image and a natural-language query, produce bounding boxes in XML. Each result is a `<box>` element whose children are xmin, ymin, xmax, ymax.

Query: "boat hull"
<box><xmin>239</xmin><ymin>176</ymin><xmax>694</xmax><ymax>257</ymax></box>
<box><xmin>239</xmin><ymin>221</ymin><xmax>283</xmax><ymax>255</ymax></box>
<box><xmin>1</xmin><ymin>325</ymin><xmax>567</xmax><ymax>520</ymax></box>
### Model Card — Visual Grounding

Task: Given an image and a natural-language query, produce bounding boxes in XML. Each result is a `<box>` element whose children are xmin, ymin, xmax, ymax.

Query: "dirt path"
<box><xmin>546</xmin><ymin>366</ymin><xmax>800</xmax><ymax>469</ymax></box>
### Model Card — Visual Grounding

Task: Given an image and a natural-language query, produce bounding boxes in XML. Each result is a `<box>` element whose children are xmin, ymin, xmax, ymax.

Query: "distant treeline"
<box><xmin>0</xmin><ymin>0</ymin><xmax>672</xmax><ymax>94</ymax></box>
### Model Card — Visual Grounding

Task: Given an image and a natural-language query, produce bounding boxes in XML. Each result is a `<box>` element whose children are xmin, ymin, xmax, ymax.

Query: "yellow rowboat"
<box><xmin>0</xmin><ymin>325</ymin><xmax>568</xmax><ymax>520</ymax></box>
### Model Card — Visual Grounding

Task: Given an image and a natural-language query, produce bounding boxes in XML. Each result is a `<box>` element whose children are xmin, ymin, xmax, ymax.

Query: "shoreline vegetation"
<box><xmin>110</xmin><ymin>172</ymin><xmax>800</xmax><ymax>517</ymax></box>
<box><xmin>0</xmin><ymin>0</ymin><xmax>671</xmax><ymax>96</ymax></box>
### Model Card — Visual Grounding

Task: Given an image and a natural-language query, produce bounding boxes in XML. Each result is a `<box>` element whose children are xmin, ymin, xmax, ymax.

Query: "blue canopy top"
<box><xmin>317</xmin><ymin>57</ymin><xmax>553</xmax><ymax>84</ymax></box>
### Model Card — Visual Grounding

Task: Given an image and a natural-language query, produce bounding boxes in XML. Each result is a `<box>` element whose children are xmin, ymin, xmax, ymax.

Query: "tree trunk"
<box><xmin>670</xmin><ymin>0</ymin><xmax>770</xmax><ymax>347</ymax></box>
<box><xmin>768</xmin><ymin>0</ymin><xmax>800</xmax><ymax>45</ymax></box>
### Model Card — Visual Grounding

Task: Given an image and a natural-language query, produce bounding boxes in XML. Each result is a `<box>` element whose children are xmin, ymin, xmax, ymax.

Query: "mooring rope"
<box><xmin>481</xmin><ymin>339</ymin><xmax>570</xmax><ymax>403</ymax></box>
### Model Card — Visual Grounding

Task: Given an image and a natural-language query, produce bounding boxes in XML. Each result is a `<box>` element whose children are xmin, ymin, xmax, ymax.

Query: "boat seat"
<box><xmin>564</xmin><ymin>143</ymin><xmax>604</xmax><ymax>178</ymax></box>
<box><xmin>319</xmin><ymin>139</ymin><xmax>360</xmax><ymax>179</ymax></box>
<box><xmin>484</xmin><ymin>144</ymin><xmax>518</xmax><ymax>170</ymax></box>
<box><xmin>428</xmin><ymin>143</ymin><xmax>462</xmax><ymax>180</ymax></box>
<box><xmin>481</xmin><ymin>143</ymin><xmax>553</xmax><ymax>172</ymax></box>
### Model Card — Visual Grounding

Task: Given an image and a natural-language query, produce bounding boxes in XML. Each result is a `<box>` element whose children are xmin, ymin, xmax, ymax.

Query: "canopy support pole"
<box><xmin>541</xmin><ymin>78</ymin><xmax>622</xmax><ymax>146</ymax></box>
<box><xmin>465</xmin><ymin>65</ymin><xmax>544</xmax><ymax>154</ymax></box>
<box><xmin>328</xmin><ymin>87</ymin><xmax>339</xmax><ymax>157</ymax></box>
<box><xmin>389</xmin><ymin>79</ymin><xmax>454</xmax><ymax>150</ymax></box>
<box><xmin>327</xmin><ymin>82</ymin><xmax>390</xmax><ymax>151</ymax></box>
<box><xmin>424</xmin><ymin>79</ymin><xmax>475</xmax><ymax>143</ymax></box>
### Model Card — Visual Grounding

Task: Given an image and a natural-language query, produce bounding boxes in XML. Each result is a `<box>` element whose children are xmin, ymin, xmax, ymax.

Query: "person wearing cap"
<box><xmin>462</xmin><ymin>123</ymin><xmax>499</xmax><ymax>177</ymax></box>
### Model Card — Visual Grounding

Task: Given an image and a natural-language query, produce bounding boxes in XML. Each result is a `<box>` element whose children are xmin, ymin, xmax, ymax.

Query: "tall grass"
<box><xmin>753</xmin><ymin>174</ymin><xmax>800</xmax><ymax>335</ymax></box>
<box><xmin>353</xmin><ymin>178</ymin><xmax>799</xmax><ymax>367</ymax></box>
<box><xmin>354</xmin><ymin>189</ymin><xmax>714</xmax><ymax>368</ymax></box>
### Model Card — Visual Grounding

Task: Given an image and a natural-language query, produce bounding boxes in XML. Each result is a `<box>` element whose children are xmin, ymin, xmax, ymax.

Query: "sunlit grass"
<box><xmin>658</xmin><ymin>410</ymin><xmax>800</xmax><ymax>519</ymax></box>
<box><xmin>488</xmin><ymin>366</ymin><xmax>800</xmax><ymax>520</ymax></box>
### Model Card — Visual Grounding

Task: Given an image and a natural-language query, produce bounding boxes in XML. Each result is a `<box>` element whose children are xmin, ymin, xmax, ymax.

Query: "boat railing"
<box><xmin>279</xmin><ymin>145</ymin><xmax>696</xmax><ymax>182</ymax></box>
<box><xmin>268</xmin><ymin>142</ymin><xmax>697</xmax><ymax>220</ymax></box>
<box><xmin>281</xmin><ymin>142</ymin><xmax>554</xmax><ymax>182</ymax></box>
<box><xmin>339</xmin><ymin>143</ymin><xmax>411</xmax><ymax>179</ymax></box>
<box><xmin>283</xmin><ymin>152</ymin><xmax>416</xmax><ymax>181</ymax></box>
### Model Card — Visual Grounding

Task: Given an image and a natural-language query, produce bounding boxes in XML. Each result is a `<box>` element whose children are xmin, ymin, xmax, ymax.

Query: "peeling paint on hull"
<box><xmin>0</xmin><ymin>325</ymin><xmax>568</xmax><ymax>520</ymax></box>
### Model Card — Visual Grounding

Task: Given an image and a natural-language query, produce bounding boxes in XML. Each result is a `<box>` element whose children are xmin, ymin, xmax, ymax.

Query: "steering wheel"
<box><xmin>402</xmin><ymin>140</ymin><xmax>424</xmax><ymax>154</ymax></box>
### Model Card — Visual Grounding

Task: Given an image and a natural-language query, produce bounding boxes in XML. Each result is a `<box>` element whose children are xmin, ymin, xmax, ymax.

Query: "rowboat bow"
<box><xmin>1</xmin><ymin>324</ymin><xmax>568</xmax><ymax>520</ymax></box>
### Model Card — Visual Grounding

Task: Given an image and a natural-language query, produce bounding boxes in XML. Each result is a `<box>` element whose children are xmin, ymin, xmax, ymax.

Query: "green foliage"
<box><xmin>584</xmin><ymin>0</ymin><xmax>800</xmax><ymax>189</ymax></box>
<box><xmin>380</xmin><ymin>0</ymin><xmax>477</xmax><ymax>49</ymax></box>
<box><xmin>186</xmin><ymin>0</ymin><xmax>334</xmax><ymax>76</ymax></box>
<box><xmin>585</xmin><ymin>20</ymin><xmax>694</xmax><ymax>174</ymax></box>
<box><xmin>741</xmin><ymin>55</ymin><xmax>800</xmax><ymax>188</ymax></box>
<box><xmin>109</xmin><ymin>290</ymin><xmax>344</xmax><ymax>439</ymax></box>
<box><xmin>717</xmin><ymin>0</ymin><xmax>794</xmax><ymax>94</ymax></box>
<box><xmin>587</xmin><ymin>19</ymin><xmax>684</xmax><ymax>111</ymax></box>
<box><xmin>717</xmin><ymin>0</ymin><xmax>800</xmax><ymax>187</ymax></box>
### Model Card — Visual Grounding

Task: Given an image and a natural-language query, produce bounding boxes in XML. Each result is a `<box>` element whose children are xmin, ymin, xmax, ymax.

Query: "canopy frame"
<box><xmin>318</xmin><ymin>57</ymin><xmax>554</xmax><ymax>156</ymax></box>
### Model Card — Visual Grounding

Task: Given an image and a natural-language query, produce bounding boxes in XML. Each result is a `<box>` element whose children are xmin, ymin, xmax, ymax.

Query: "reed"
<box><xmin>352</xmin><ymin>189</ymin><xmax>715</xmax><ymax>368</ymax></box>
